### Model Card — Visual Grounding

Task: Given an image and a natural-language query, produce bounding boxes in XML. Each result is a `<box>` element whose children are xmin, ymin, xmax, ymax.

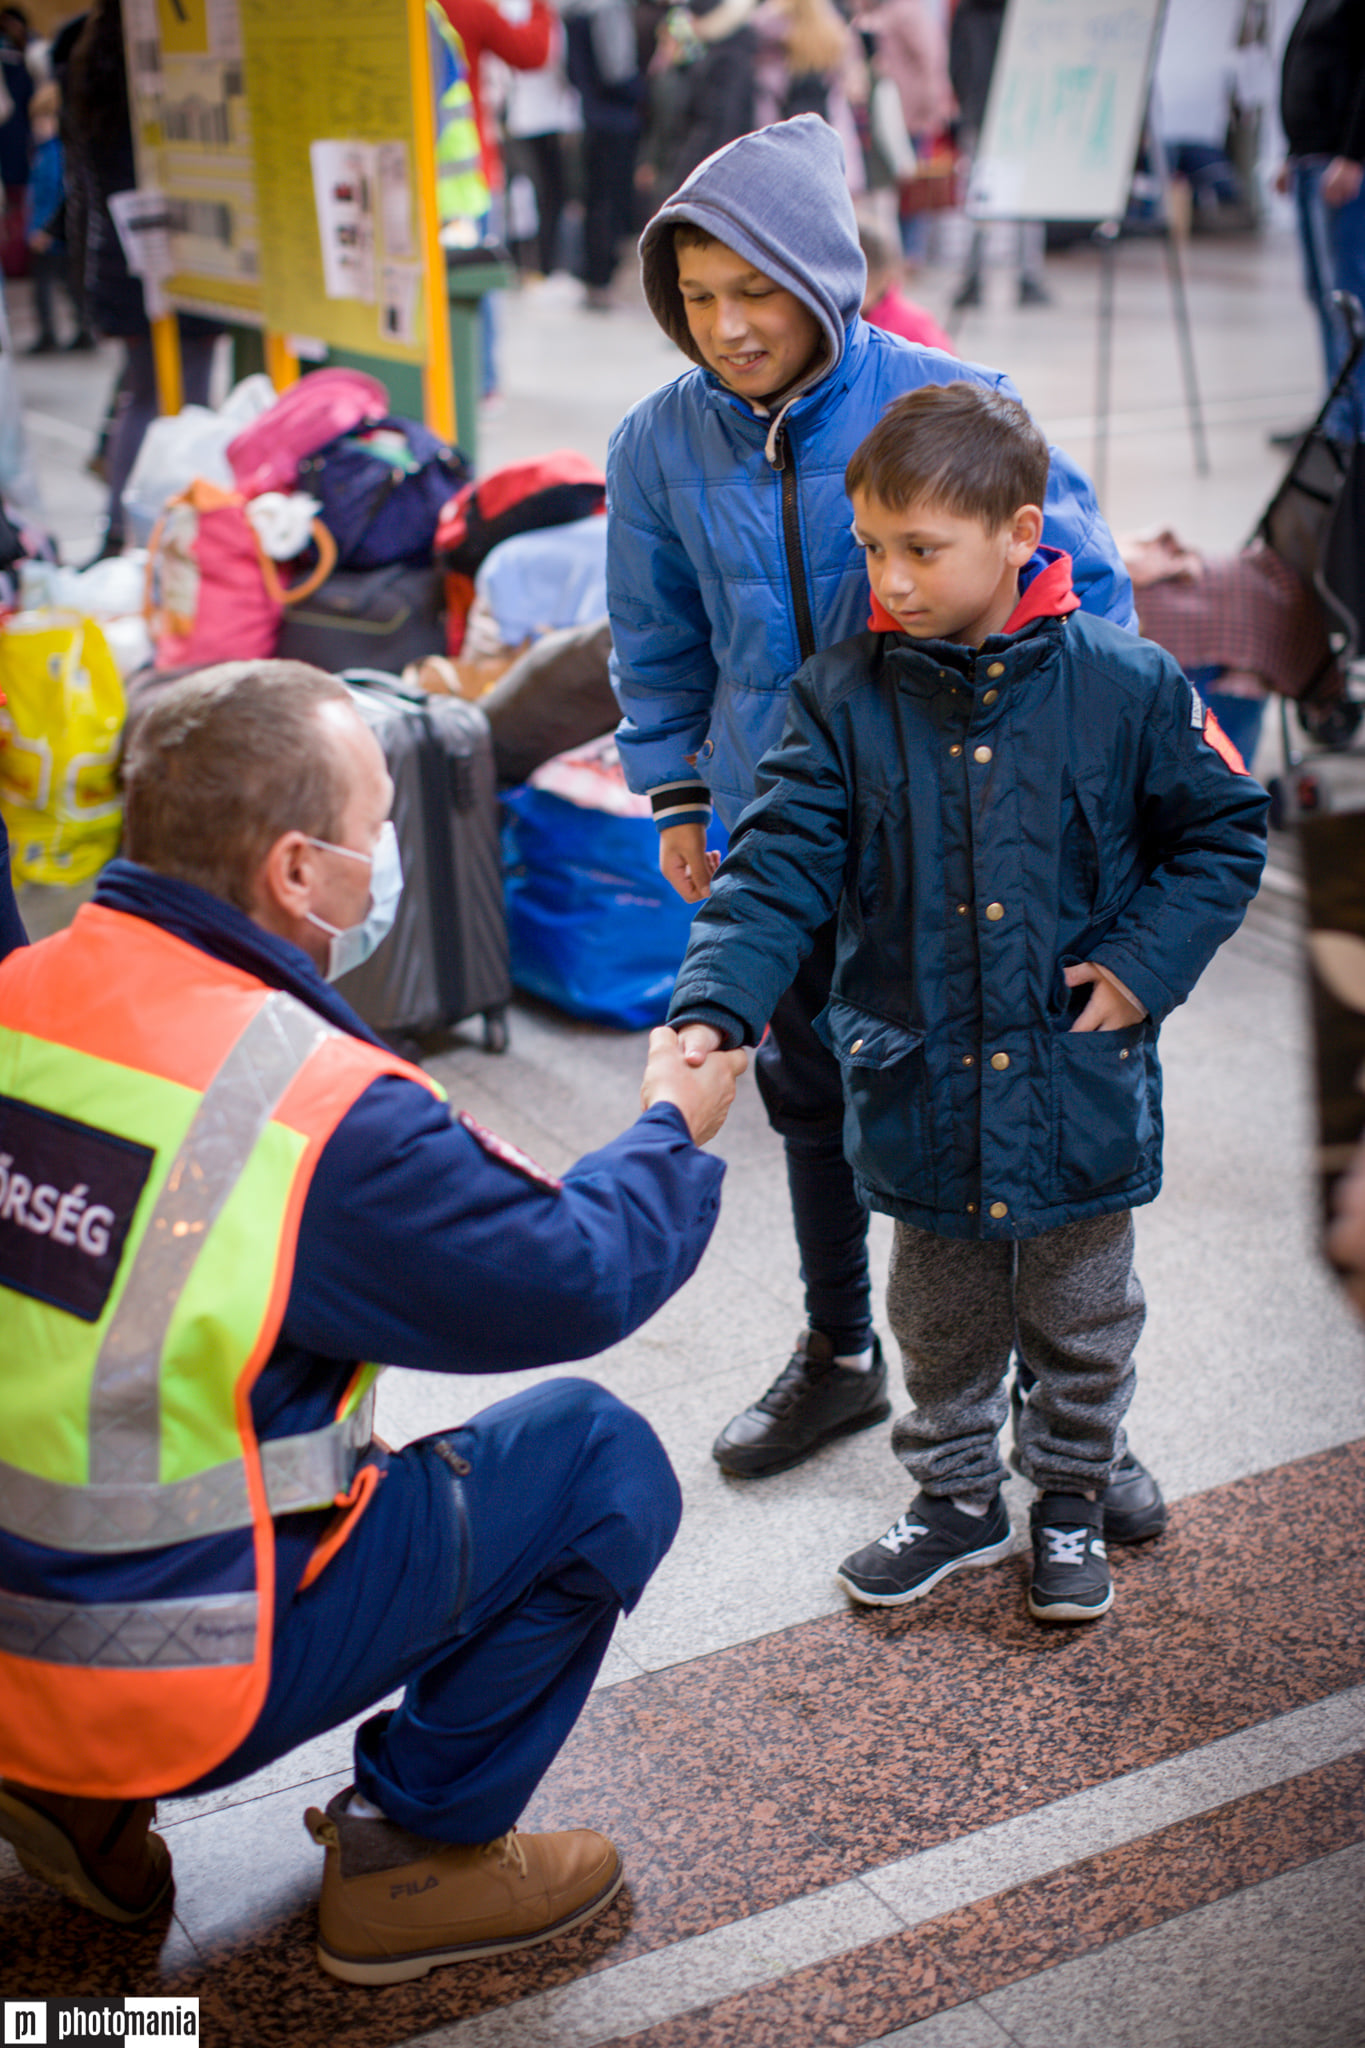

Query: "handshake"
<box><xmin>640</xmin><ymin>1025</ymin><xmax>745</xmax><ymax>1146</ymax></box>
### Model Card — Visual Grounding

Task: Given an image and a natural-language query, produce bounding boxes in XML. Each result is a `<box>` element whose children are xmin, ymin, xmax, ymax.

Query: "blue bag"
<box><xmin>502</xmin><ymin>783</ymin><xmax>726</xmax><ymax>1029</ymax></box>
<box><xmin>298</xmin><ymin>418</ymin><xmax>470</xmax><ymax>571</ymax></box>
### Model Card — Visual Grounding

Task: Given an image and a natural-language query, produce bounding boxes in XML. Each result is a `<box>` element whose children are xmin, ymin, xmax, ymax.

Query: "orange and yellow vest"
<box><xmin>0</xmin><ymin>906</ymin><xmax>440</xmax><ymax>1797</ymax></box>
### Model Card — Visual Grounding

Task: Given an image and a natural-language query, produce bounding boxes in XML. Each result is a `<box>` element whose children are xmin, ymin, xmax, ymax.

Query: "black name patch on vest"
<box><xmin>0</xmin><ymin>1096</ymin><xmax>156</xmax><ymax>1323</ymax></box>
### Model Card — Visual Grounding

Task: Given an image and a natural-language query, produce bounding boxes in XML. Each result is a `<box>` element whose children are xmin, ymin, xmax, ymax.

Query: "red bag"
<box><xmin>436</xmin><ymin>451</ymin><xmax>606</xmax><ymax>578</ymax></box>
<box><xmin>145</xmin><ymin>480</ymin><xmax>336</xmax><ymax>669</ymax></box>
<box><xmin>899</xmin><ymin>138</ymin><xmax>963</xmax><ymax>217</ymax></box>
<box><xmin>226</xmin><ymin>368</ymin><xmax>390</xmax><ymax>498</ymax></box>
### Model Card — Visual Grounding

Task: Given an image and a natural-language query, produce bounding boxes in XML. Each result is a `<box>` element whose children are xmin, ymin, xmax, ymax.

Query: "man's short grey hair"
<box><xmin>121</xmin><ymin>660</ymin><xmax>356</xmax><ymax>912</ymax></box>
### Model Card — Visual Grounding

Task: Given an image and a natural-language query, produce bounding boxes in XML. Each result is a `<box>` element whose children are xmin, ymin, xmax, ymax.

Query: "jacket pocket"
<box><xmin>817</xmin><ymin>999</ymin><xmax>932</xmax><ymax>1199</ymax></box>
<box><xmin>1050</xmin><ymin>1020</ymin><xmax>1154</xmax><ymax>1196</ymax></box>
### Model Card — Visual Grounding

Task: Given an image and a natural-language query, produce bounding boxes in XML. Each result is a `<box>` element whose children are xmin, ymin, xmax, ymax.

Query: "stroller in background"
<box><xmin>1251</xmin><ymin>289</ymin><xmax>1365</xmax><ymax>827</ymax></box>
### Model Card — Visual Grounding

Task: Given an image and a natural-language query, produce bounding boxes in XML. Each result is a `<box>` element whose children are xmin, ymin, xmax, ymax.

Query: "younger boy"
<box><xmin>668</xmin><ymin>383</ymin><xmax>1268</xmax><ymax>1623</ymax></box>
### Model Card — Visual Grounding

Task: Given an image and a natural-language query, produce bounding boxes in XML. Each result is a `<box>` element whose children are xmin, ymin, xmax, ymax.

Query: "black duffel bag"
<box><xmin>275</xmin><ymin>563</ymin><xmax>447</xmax><ymax>673</ymax></box>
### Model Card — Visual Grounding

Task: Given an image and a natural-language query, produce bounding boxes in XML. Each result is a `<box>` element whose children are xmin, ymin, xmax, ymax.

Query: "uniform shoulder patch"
<box><xmin>457</xmin><ymin>1111</ymin><xmax>562</xmax><ymax>1190</ymax></box>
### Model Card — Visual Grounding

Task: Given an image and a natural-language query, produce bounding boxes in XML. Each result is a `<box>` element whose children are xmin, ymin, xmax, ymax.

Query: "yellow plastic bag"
<box><xmin>0</xmin><ymin>613</ymin><xmax>126</xmax><ymax>885</ymax></box>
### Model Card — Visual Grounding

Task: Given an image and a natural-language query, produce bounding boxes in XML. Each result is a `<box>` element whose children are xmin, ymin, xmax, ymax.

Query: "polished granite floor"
<box><xmin>4</xmin><ymin>213</ymin><xmax>1365</xmax><ymax>2046</ymax></box>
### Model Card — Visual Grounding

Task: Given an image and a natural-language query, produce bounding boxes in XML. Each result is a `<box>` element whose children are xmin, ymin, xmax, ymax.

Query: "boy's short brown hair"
<box><xmin>846</xmin><ymin>383</ymin><xmax>1050</xmax><ymax>530</ymax></box>
<box><xmin>672</xmin><ymin>221</ymin><xmax>718</xmax><ymax>256</ymax></box>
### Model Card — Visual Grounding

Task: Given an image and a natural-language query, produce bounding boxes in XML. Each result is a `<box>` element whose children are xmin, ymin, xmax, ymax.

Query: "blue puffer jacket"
<box><xmin>609</xmin><ymin>114</ymin><xmax>1136</xmax><ymax>830</ymax></box>
<box><xmin>668</xmin><ymin>604</ymin><xmax>1269</xmax><ymax>1240</ymax></box>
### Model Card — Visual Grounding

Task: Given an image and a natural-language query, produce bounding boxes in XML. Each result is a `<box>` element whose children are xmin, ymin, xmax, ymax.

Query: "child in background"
<box><xmin>858</xmin><ymin>216</ymin><xmax>954</xmax><ymax>353</ymax></box>
<box><xmin>25</xmin><ymin>82</ymin><xmax>91</xmax><ymax>354</ymax></box>
<box><xmin>669</xmin><ymin>382</ymin><xmax>1267</xmax><ymax>1623</ymax></box>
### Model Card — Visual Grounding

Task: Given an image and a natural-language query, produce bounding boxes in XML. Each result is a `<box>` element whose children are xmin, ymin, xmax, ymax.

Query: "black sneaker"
<box><xmin>1009</xmin><ymin>1382</ymin><xmax>1166</xmax><ymax>1546</ymax></box>
<box><xmin>1028</xmin><ymin>1493</ymin><xmax>1112</xmax><ymax>1622</ymax></box>
<box><xmin>1102</xmin><ymin>1450</ymin><xmax>1167</xmax><ymax>1544</ymax></box>
<box><xmin>837</xmin><ymin>1491</ymin><xmax>1013</xmax><ymax>1606</ymax></box>
<box><xmin>712</xmin><ymin>1330</ymin><xmax>890</xmax><ymax>1478</ymax></box>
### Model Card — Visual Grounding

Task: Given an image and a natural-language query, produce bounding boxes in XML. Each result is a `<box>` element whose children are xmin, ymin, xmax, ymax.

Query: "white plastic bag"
<box><xmin>120</xmin><ymin>375</ymin><xmax>279</xmax><ymax>546</ymax></box>
<box><xmin>17</xmin><ymin>552</ymin><xmax>154</xmax><ymax>677</ymax></box>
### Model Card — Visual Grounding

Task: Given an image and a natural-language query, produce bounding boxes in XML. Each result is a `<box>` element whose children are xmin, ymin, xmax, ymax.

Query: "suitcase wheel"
<box><xmin>483</xmin><ymin>1007</ymin><xmax>510</xmax><ymax>1055</ymax></box>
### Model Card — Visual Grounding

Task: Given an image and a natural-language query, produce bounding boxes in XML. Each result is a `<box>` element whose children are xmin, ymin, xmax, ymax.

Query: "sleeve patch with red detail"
<box><xmin>1199</xmin><ymin>702</ymin><xmax>1248</xmax><ymax>775</ymax></box>
<box><xmin>457</xmin><ymin>1111</ymin><xmax>562</xmax><ymax>1189</ymax></box>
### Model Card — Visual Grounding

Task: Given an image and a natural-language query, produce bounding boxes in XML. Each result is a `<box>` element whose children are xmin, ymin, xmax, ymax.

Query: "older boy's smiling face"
<box><xmin>851</xmin><ymin>489</ymin><xmax>1042</xmax><ymax>647</ymax></box>
<box><xmin>677</xmin><ymin>242</ymin><xmax>823</xmax><ymax>404</ymax></box>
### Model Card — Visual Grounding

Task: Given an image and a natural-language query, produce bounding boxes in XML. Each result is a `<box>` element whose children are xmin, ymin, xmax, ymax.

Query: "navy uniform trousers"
<box><xmin>182</xmin><ymin>1377</ymin><xmax>680</xmax><ymax>1844</ymax></box>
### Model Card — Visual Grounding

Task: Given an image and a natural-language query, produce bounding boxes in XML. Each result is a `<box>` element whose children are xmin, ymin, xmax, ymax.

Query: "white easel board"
<box><xmin>965</xmin><ymin>0</ymin><xmax>1168</xmax><ymax>222</ymax></box>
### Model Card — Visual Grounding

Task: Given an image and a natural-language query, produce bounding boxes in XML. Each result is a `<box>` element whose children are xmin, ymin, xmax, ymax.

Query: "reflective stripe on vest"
<box><xmin>0</xmin><ymin>992</ymin><xmax>376</xmax><ymax>1557</ymax></box>
<box><xmin>428</xmin><ymin>2</ymin><xmax>489</xmax><ymax>224</ymax></box>
<box><xmin>0</xmin><ymin>906</ymin><xmax>442</xmax><ymax>1794</ymax></box>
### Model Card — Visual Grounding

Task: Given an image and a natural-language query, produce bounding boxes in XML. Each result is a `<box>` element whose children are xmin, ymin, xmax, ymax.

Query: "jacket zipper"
<box><xmin>775</xmin><ymin>423</ymin><xmax>817</xmax><ymax>665</ymax></box>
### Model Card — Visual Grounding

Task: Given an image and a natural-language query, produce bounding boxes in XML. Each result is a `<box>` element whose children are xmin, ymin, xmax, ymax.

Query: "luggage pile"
<box><xmin>142</xmin><ymin>367</ymin><xmax>470</xmax><ymax>675</ymax></box>
<box><xmin>8</xmin><ymin>355</ymin><xmax>715</xmax><ymax>1043</ymax></box>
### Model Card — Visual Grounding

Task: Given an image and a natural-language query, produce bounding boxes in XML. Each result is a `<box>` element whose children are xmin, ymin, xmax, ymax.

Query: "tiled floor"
<box><xmin>4</xmin><ymin>214</ymin><xmax>1365</xmax><ymax>2045</ymax></box>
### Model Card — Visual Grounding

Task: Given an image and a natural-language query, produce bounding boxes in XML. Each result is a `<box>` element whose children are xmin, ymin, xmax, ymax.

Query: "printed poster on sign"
<box><xmin>310</xmin><ymin>141</ymin><xmax>377</xmax><ymax>303</ymax></box>
<box><xmin>122</xmin><ymin>0</ymin><xmax>262</xmax><ymax>319</ymax></box>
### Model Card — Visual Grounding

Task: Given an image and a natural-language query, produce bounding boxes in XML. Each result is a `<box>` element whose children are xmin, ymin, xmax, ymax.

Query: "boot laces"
<box><xmin>756</xmin><ymin>1349</ymin><xmax>831</xmax><ymax>1415</ymax></box>
<box><xmin>487</xmin><ymin>1828</ymin><xmax>527</xmax><ymax>1878</ymax></box>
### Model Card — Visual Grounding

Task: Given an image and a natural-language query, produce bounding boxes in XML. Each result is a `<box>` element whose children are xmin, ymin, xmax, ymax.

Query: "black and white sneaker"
<box><xmin>837</xmin><ymin>1491</ymin><xmax>1013</xmax><ymax>1606</ymax></box>
<box><xmin>1028</xmin><ymin>1493</ymin><xmax>1112</xmax><ymax>1622</ymax></box>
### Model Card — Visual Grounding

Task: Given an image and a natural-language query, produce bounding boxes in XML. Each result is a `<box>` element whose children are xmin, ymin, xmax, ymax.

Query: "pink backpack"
<box><xmin>145</xmin><ymin>480</ymin><xmax>337</xmax><ymax>669</ymax></box>
<box><xmin>226</xmin><ymin>368</ymin><xmax>390</xmax><ymax>498</ymax></box>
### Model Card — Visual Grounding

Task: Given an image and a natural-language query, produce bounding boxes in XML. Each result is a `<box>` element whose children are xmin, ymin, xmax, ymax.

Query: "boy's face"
<box><xmin>677</xmin><ymin>240</ymin><xmax>823</xmax><ymax>404</ymax></box>
<box><xmin>850</xmin><ymin>489</ymin><xmax>1043</xmax><ymax>647</ymax></box>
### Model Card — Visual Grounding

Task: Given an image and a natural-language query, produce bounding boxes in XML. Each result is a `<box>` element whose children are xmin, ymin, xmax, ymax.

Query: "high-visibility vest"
<box><xmin>428</xmin><ymin>2</ymin><xmax>490</xmax><ymax>230</ymax></box>
<box><xmin>0</xmin><ymin>905</ymin><xmax>442</xmax><ymax>1797</ymax></box>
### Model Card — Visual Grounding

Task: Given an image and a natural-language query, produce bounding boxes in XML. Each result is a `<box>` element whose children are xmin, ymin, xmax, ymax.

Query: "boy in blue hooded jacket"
<box><xmin>667</xmin><ymin>383</ymin><xmax>1268</xmax><ymax>1621</ymax></box>
<box><xmin>608</xmin><ymin>114</ymin><xmax>1165</xmax><ymax>1538</ymax></box>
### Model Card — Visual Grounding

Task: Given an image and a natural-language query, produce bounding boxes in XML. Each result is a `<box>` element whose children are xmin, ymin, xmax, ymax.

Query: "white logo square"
<box><xmin>3</xmin><ymin>2005</ymin><xmax>47</xmax><ymax>2045</ymax></box>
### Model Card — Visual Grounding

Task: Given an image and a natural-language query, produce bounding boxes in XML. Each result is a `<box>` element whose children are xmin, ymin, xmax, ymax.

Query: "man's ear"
<box><xmin>252</xmin><ymin>829</ymin><xmax>316</xmax><ymax>927</ymax></box>
<box><xmin>1007</xmin><ymin>503</ymin><xmax>1045</xmax><ymax>564</ymax></box>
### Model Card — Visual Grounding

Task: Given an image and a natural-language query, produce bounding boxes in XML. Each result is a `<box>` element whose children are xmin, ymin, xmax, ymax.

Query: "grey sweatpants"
<box><xmin>886</xmin><ymin>1211</ymin><xmax>1146</xmax><ymax>1502</ymax></box>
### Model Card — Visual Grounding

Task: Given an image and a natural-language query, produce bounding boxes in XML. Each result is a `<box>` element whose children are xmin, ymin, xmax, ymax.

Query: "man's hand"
<box><xmin>1322</xmin><ymin>157</ymin><xmax>1364</xmax><ymax>208</ymax></box>
<box><xmin>1064</xmin><ymin>961</ymin><xmax>1147</xmax><ymax>1032</ymax></box>
<box><xmin>659</xmin><ymin>822</ymin><xmax>721</xmax><ymax>903</ymax></box>
<box><xmin>641</xmin><ymin>1025</ymin><xmax>746</xmax><ymax>1145</ymax></box>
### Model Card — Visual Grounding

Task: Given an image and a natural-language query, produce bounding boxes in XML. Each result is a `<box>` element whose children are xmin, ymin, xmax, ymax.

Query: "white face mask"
<box><xmin>304</xmin><ymin>820</ymin><xmax>403</xmax><ymax>981</ymax></box>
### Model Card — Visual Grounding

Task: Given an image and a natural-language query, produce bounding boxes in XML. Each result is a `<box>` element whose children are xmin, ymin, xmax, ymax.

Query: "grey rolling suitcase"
<box><xmin>336</xmin><ymin>671</ymin><xmax>511</xmax><ymax>1052</ymax></box>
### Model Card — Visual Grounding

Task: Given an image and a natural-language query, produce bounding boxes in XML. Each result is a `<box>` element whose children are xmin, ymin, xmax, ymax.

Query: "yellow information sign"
<box><xmin>239</xmin><ymin>0</ymin><xmax>438</xmax><ymax>371</ymax></box>
<box><xmin>123</xmin><ymin>0</ymin><xmax>453</xmax><ymax>434</ymax></box>
<box><xmin>125</xmin><ymin>0</ymin><xmax>262</xmax><ymax>319</ymax></box>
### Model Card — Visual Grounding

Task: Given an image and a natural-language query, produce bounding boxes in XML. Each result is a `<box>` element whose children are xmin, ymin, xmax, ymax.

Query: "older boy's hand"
<box><xmin>1064</xmin><ymin>961</ymin><xmax>1147</xmax><ymax>1032</ymax></box>
<box><xmin>660</xmin><ymin>823</ymin><xmax>720</xmax><ymax>903</ymax></box>
<box><xmin>641</xmin><ymin>1025</ymin><xmax>747</xmax><ymax>1145</ymax></box>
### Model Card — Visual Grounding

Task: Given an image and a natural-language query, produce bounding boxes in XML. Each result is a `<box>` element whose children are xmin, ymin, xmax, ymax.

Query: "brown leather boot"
<box><xmin>0</xmin><ymin>1780</ymin><xmax>173</xmax><ymax>1923</ymax></box>
<box><xmin>305</xmin><ymin>1787</ymin><xmax>624</xmax><ymax>1984</ymax></box>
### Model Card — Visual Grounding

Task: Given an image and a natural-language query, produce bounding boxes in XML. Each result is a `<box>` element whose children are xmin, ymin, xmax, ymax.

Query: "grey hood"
<box><xmin>639</xmin><ymin>115</ymin><xmax>867</xmax><ymax>398</ymax></box>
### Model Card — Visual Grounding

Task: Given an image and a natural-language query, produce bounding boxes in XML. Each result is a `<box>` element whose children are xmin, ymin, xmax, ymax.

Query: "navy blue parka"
<box><xmin>669</xmin><ymin>599</ymin><xmax>1269</xmax><ymax>1241</ymax></box>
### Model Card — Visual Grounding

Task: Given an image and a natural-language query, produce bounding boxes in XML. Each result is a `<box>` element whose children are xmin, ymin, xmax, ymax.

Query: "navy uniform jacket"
<box><xmin>1</xmin><ymin>859</ymin><xmax>724</xmax><ymax>1609</ymax></box>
